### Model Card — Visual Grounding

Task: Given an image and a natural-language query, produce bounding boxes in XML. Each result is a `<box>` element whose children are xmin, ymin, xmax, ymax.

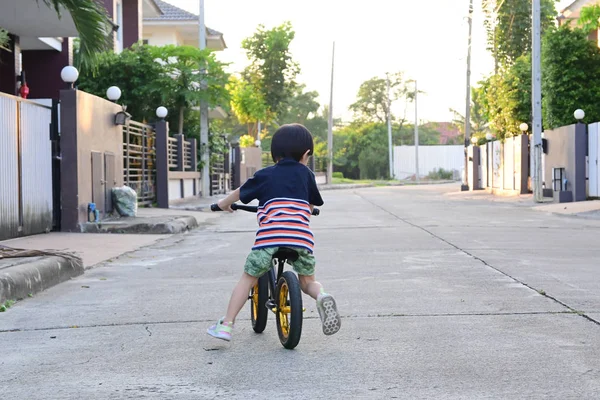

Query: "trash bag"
<box><xmin>112</xmin><ymin>186</ymin><xmax>138</xmax><ymax>217</ymax></box>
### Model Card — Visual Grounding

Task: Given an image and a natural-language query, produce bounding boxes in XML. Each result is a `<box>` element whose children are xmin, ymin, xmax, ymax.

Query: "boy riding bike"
<box><xmin>207</xmin><ymin>124</ymin><xmax>341</xmax><ymax>342</ymax></box>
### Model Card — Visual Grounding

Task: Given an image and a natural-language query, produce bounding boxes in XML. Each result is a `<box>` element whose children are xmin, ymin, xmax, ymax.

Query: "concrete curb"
<box><xmin>319</xmin><ymin>184</ymin><xmax>375</xmax><ymax>191</ymax></box>
<box><xmin>318</xmin><ymin>181</ymin><xmax>457</xmax><ymax>191</ymax></box>
<box><xmin>81</xmin><ymin>216</ymin><xmax>198</xmax><ymax>234</ymax></box>
<box><xmin>0</xmin><ymin>256</ymin><xmax>84</xmax><ymax>304</ymax></box>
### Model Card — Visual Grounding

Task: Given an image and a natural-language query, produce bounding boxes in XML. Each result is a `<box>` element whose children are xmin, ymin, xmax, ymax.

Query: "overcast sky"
<box><xmin>168</xmin><ymin>0</ymin><xmax>574</xmax><ymax>123</ymax></box>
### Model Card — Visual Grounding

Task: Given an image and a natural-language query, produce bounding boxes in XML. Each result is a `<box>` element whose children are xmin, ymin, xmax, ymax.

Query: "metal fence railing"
<box><xmin>123</xmin><ymin>121</ymin><xmax>156</xmax><ymax>206</ymax></box>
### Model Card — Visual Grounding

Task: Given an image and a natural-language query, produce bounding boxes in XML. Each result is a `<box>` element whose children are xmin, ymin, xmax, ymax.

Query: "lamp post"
<box><xmin>471</xmin><ymin>136</ymin><xmax>478</xmax><ymax>146</ymax></box>
<box><xmin>156</xmin><ymin>106</ymin><xmax>168</xmax><ymax>120</ymax></box>
<box><xmin>520</xmin><ymin>123</ymin><xmax>529</xmax><ymax>134</ymax></box>
<box><xmin>485</xmin><ymin>132</ymin><xmax>493</xmax><ymax>141</ymax></box>
<box><xmin>574</xmin><ymin>109</ymin><xmax>585</xmax><ymax>122</ymax></box>
<box><xmin>106</xmin><ymin>86</ymin><xmax>122</xmax><ymax>102</ymax></box>
<box><xmin>60</xmin><ymin>66</ymin><xmax>79</xmax><ymax>89</ymax></box>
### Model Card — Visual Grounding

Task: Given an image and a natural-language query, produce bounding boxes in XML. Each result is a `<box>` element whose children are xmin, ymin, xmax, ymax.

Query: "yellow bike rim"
<box><xmin>278</xmin><ymin>282</ymin><xmax>290</xmax><ymax>338</ymax></box>
<box><xmin>251</xmin><ymin>284</ymin><xmax>259</xmax><ymax>319</ymax></box>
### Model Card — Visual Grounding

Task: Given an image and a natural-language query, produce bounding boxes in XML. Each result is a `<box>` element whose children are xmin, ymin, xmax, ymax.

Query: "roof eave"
<box><xmin>144</xmin><ymin>0</ymin><xmax>163</xmax><ymax>18</ymax></box>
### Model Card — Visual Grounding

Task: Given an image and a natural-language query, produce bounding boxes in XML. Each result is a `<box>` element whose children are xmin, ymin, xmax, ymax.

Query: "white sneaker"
<box><xmin>316</xmin><ymin>293</ymin><xmax>341</xmax><ymax>335</ymax></box>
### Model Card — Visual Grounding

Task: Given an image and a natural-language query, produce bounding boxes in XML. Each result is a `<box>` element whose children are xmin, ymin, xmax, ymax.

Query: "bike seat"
<box><xmin>273</xmin><ymin>248</ymin><xmax>299</xmax><ymax>262</ymax></box>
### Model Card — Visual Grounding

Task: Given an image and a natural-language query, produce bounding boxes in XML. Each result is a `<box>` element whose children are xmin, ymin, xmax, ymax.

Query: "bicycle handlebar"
<box><xmin>211</xmin><ymin>203</ymin><xmax>320</xmax><ymax>216</ymax></box>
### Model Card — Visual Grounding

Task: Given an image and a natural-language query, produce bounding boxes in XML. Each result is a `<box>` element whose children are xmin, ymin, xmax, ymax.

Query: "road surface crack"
<box><xmin>357</xmin><ymin>193</ymin><xmax>600</xmax><ymax>327</ymax></box>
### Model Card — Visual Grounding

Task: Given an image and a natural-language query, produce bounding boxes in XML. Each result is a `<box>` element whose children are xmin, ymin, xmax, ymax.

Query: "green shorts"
<box><xmin>244</xmin><ymin>247</ymin><xmax>316</xmax><ymax>277</ymax></box>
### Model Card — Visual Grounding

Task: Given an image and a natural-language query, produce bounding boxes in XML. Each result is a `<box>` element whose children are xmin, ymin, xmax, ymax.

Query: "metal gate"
<box><xmin>123</xmin><ymin>121</ymin><xmax>156</xmax><ymax>206</ymax></box>
<box><xmin>210</xmin><ymin>150</ymin><xmax>227</xmax><ymax>195</ymax></box>
<box><xmin>0</xmin><ymin>93</ymin><xmax>53</xmax><ymax>240</ymax></box>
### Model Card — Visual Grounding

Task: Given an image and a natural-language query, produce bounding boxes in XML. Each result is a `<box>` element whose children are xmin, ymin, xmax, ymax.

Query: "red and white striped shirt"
<box><xmin>253</xmin><ymin>198</ymin><xmax>315</xmax><ymax>253</ymax></box>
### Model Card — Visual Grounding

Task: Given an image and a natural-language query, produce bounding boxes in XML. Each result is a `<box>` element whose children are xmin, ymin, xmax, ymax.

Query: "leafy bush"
<box><xmin>427</xmin><ymin>168</ymin><xmax>454</xmax><ymax>180</ymax></box>
<box><xmin>332</xmin><ymin>172</ymin><xmax>344</xmax><ymax>179</ymax></box>
<box><xmin>542</xmin><ymin>26</ymin><xmax>600</xmax><ymax>129</ymax></box>
<box><xmin>239</xmin><ymin>134</ymin><xmax>255</xmax><ymax>148</ymax></box>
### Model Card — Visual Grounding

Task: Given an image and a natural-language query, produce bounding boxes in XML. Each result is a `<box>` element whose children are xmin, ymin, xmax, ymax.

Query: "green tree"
<box><xmin>349</xmin><ymin>72</ymin><xmax>413</xmax><ymax>123</ymax></box>
<box><xmin>242</xmin><ymin>21</ymin><xmax>300</xmax><ymax>118</ymax></box>
<box><xmin>2</xmin><ymin>0</ymin><xmax>111</xmax><ymax>69</ymax></box>
<box><xmin>278</xmin><ymin>84</ymin><xmax>320</xmax><ymax>125</ymax></box>
<box><xmin>228</xmin><ymin>76</ymin><xmax>268</xmax><ymax>137</ymax></box>
<box><xmin>483</xmin><ymin>0</ymin><xmax>557</xmax><ymax>68</ymax></box>
<box><xmin>542</xmin><ymin>26</ymin><xmax>600</xmax><ymax>128</ymax></box>
<box><xmin>0</xmin><ymin>28</ymin><xmax>9</xmax><ymax>49</ymax></box>
<box><xmin>78</xmin><ymin>44</ymin><xmax>229</xmax><ymax>135</ymax></box>
<box><xmin>150</xmin><ymin>45</ymin><xmax>229</xmax><ymax>135</ymax></box>
<box><xmin>450</xmin><ymin>84</ymin><xmax>490</xmax><ymax>143</ymax></box>
<box><xmin>78</xmin><ymin>45</ymin><xmax>167</xmax><ymax>121</ymax></box>
<box><xmin>578</xmin><ymin>5</ymin><xmax>600</xmax><ymax>32</ymax></box>
<box><xmin>43</xmin><ymin>0</ymin><xmax>112</xmax><ymax>70</ymax></box>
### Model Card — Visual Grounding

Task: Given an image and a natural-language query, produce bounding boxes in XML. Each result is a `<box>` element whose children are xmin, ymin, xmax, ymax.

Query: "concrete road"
<box><xmin>1</xmin><ymin>185</ymin><xmax>600</xmax><ymax>399</ymax></box>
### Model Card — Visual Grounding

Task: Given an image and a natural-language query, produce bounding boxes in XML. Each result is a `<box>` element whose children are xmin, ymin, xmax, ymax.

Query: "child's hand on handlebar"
<box><xmin>218</xmin><ymin>199</ymin><xmax>234</xmax><ymax>213</ymax></box>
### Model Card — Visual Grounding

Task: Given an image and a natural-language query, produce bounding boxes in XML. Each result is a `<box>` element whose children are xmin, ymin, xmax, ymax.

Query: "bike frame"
<box><xmin>264</xmin><ymin>256</ymin><xmax>289</xmax><ymax>311</ymax></box>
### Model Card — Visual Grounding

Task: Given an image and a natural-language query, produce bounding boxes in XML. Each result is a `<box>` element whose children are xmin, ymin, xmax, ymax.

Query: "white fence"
<box><xmin>393</xmin><ymin>145</ymin><xmax>463</xmax><ymax>180</ymax></box>
<box><xmin>477</xmin><ymin>135</ymin><xmax>528</xmax><ymax>193</ymax></box>
<box><xmin>589</xmin><ymin>123</ymin><xmax>600</xmax><ymax>197</ymax></box>
<box><xmin>0</xmin><ymin>93</ymin><xmax>53</xmax><ymax>240</ymax></box>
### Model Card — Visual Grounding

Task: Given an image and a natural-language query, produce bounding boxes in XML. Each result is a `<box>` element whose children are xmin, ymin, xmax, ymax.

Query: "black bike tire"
<box><xmin>276</xmin><ymin>271</ymin><xmax>303</xmax><ymax>349</ymax></box>
<box><xmin>250</xmin><ymin>274</ymin><xmax>269</xmax><ymax>333</ymax></box>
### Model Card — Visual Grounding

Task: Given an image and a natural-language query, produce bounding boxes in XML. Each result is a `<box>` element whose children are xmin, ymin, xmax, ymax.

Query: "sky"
<box><xmin>168</xmin><ymin>0</ymin><xmax>574</xmax><ymax>123</ymax></box>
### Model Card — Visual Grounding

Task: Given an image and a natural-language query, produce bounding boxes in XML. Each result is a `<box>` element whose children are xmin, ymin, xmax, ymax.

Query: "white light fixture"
<box><xmin>60</xmin><ymin>66</ymin><xmax>79</xmax><ymax>88</ymax></box>
<box><xmin>519</xmin><ymin>123</ymin><xmax>529</xmax><ymax>133</ymax></box>
<box><xmin>156</xmin><ymin>106</ymin><xmax>168</xmax><ymax>119</ymax></box>
<box><xmin>485</xmin><ymin>132</ymin><xmax>493</xmax><ymax>141</ymax></box>
<box><xmin>471</xmin><ymin>136</ymin><xmax>478</xmax><ymax>145</ymax></box>
<box><xmin>106</xmin><ymin>86</ymin><xmax>122</xmax><ymax>102</ymax></box>
<box><xmin>574</xmin><ymin>109</ymin><xmax>585</xmax><ymax>121</ymax></box>
<box><xmin>255</xmin><ymin>139</ymin><xmax>262</xmax><ymax>147</ymax></box>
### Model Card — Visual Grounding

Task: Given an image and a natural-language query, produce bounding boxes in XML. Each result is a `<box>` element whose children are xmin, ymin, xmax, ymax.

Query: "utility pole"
<box><xmin>462</xmin><ymin>0</ymin><xmax>474</xmax><ymax>191</ymax></box>
<box><xmin>386</xmin><ymin>73</ymin><xmax>394</xmax><ymax>179</ymax></box>
<box><xmin>532</xmin><ymin>0</ymin><xmax>543</xmax><ymax>202</ymax></box>
<box><xmin>199</xmin><ymin>0</ymin><xmax>210</xmax><ymax>197</ymax></box>
<box><xmin>327</xmin><ymin>42</ymin><xmax>335</xmax><ymax>185</ymax></box>
<box><xmin>414</xmin><ymin>80</ymin><xmax>419</xmax><ymax>183</ymax></box>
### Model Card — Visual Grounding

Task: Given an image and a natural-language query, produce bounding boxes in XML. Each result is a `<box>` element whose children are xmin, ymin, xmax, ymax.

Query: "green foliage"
<box><xmin>427</xmin><ymin>168</ymin><xmax>454</xmax><ymax>180</ymax></box>
<box><xmin>482</xmin><ymin>54</ymin><xmax>532</xmax><ymax>139</ymax></box>
<box><xmin>349</xmin><ymin>72</ymin><xmax>413</xmax><ymax>123</ymax></box>
<box><xmin>0</xmin><ymin>299</ymin><xmax>16</xmax><ymax>312</ymax></box>
<box><xmin>450</xmin><ymin>84</ymin><xmax>490</xmax><ymax>141</ymax></box>
<box><xmin>228</xmin><ymin>76</ymin><xmax>267</xmax><ymax>136</ymax></box>
<box><xmin>278</xmin><ymin>84</ymin><xmax>320</xmax><ymax>125</ymax></box>
<box><xmin>332</xmin><ymin>172</ymin><xmax>344</xmax><ymax>179</ymax></box>
<box><xmin>150</xmin><ymin>45</ymin><xmax>229</xmax><ymax>134</ymax></box>
<box><xmin>542</xmin><ymin>26</ymin><xmax>600</xmax><ymax>128</ymax></box>
<box><xmin>578</xmin><ymin>5</ymin><xmax>600</xmax><ymax>32</ymax></box>
<box><xmin>483</xmin><ymin>0</ymin><xmax>557</xmax><ymax>68</ymax></box>
<box><xmin>239</xmin><ymin>134</ymin><xmax>255</xmax><ymax>148</ymax></box>
<box><xmin>78</xmin><ymin>45</ymin><xmax>167</xmax><ymax>122</ymax></box>
<box><xmin>40</xmin><ymin>0</ymin><xmax>112</xmax><ymax>71</ymax></box>
<box><xmin>332</xmin><ymin>122</ymin><xmax>440</xmax><ymax>180</ymax></box>
<box><xmin>0</xmin><ymin>28</ymin><xmax>9</xmax><ymax>49</ymax></box>
<box><xmin>78</xmin><ymin>44</ymin><xmax>229</xmax><ymax>135</ymax></box>
<box><xmin>242</xmin><ymin>21</ymin><xmax>299</xmax><ymax>117</ymax></box>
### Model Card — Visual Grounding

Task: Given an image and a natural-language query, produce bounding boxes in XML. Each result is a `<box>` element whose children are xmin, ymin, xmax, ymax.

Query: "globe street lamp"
<box><xmin>60</xmin><ymin>66</ymin><xmax>79</xmax><ymax>89</ymax></box>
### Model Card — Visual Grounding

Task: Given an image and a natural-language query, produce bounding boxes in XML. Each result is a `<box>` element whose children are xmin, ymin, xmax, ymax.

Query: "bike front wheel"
<box><xmin>275</xmin><ymin>271</ymin><xmax>303</xmax><ymax>349</ymax></box>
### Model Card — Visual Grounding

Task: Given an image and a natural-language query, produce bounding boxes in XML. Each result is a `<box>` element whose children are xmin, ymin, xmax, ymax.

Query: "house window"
<box><xmin>116</xmin><ymin>0</ymin><xmax>124</xmax><ymax>53</ymax></box>
<box><xmin>142</xmin><ymin>40</ymin><xmax>149</xmax><ymax>45</ymax></box>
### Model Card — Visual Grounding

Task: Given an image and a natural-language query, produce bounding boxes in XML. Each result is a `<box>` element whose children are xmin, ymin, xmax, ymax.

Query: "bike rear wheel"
<box><xmin>250</xmin><ymin>274</ymin><xmax>269</xmax><ymax>333</ymax></box>
<box><xmin>276</xmin><ymin>271</ymin><xmax>303</xmax><ymax>349</ymax></box>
